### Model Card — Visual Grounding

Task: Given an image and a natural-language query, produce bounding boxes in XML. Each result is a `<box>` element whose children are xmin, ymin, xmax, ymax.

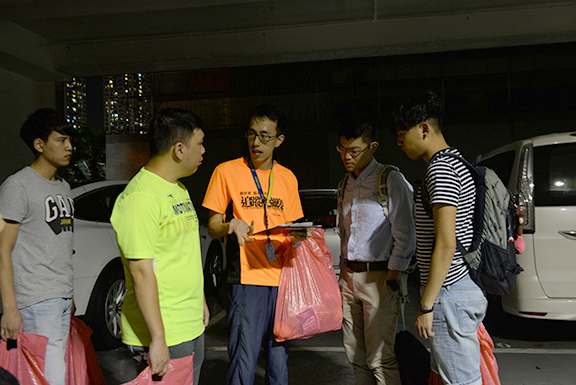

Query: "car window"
<box><xmin>75</xmin><ymin>185</ymin><xmax>126</xmax><ymax>222</ymax></box>
<box><xmin>533</xmin><ymin>143</ymin><xmax>576</xmax><ymax>206</ymax></box>
<box><xmin>299</xmin><ymin>192</ymin><xmax>337</xmax><ymax>228</ymax></box>
<box><xmin>476</xmin><ymin>150</ymin><xmax>515</xmax><ymax>186</ymax></box>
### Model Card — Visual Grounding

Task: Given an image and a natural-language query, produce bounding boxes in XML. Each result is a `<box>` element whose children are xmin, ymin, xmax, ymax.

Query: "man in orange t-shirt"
<box><xmin>203</xmin><ymin>103</ymin><xmax>305</xmax><ymax>385</ymax></box>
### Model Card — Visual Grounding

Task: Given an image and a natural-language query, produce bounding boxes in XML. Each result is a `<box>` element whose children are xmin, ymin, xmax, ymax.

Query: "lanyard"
<box><xmin>248</xmin><ymin>159</ymin><xmax>274</xmax><ymax>242</ymax></box>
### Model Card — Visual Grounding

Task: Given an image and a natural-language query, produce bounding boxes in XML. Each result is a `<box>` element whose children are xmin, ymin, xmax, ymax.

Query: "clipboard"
<box><xmin>255</xmin><ymin>222</ymin><xmax>321</xmax><ymax>235</ymax></box>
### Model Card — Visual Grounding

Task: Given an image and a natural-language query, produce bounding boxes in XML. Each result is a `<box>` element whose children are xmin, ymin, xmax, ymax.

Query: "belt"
<box><xmin>345</xmin><ymin>259</ymin><xmax>388</xmax><ymax>272</ymax></box>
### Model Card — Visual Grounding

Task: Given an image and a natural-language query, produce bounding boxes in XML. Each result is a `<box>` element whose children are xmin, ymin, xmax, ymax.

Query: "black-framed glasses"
<box><xmin>336</xmin><ymin>145</ymin><xmax>370</xmax><ymax>158</ymax></box>
<box><xmin>245</xmin><ymin>130</ymin><xmax>277</xmax><ymax>144</ymax></box>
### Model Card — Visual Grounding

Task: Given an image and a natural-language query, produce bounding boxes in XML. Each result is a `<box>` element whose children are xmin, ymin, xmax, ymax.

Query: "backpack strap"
<box><xmin>399</xmin><ymin>271</ymin><xmax>410</xmax><ymax>330</ymax></box>
<box><xmin>377</xmin><ymin>165</ymin><xmax>400</xmax><ymax>217</ymax></box>
<box><xmin>335</xmin><ymin>173</ymin><xmax>349</xmax><ymax>234</ymax></box>
<box><xmin>437</xmin><ymin>152</ymin><xmax>481</xmax><ymax>181</ymax></box>
<box><xmin>338</xmin><ymin>164</ymin><xmax>400</xmax><ymax>226</ymax></box>
<box><xmin>418</xmin><ymin>152</ymin><xmax>478</xmax><ymax>256</ymax></box>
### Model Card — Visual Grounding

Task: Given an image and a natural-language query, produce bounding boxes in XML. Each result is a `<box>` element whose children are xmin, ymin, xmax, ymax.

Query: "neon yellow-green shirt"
<box><xmin>111</xmin><ymin>167</ymin><xmax>204</xmax><ymax>347</ymax></box>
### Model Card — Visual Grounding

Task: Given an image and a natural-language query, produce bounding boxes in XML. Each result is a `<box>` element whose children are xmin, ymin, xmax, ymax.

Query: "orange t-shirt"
<box><xmin>202</xmin><ymin>157</ymin><xmax>303</xmax><ymax>286</ymax></box>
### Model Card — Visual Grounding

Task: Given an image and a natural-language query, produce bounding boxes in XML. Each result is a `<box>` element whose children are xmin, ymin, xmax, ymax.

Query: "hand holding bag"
<box><xmin>120</xmin><ymin>355</ymin><xmax>194</xmax><ymax>385</ymax></box>
<box><xmin>0</xmin><ymin>331</ymin><xmax>50</xmax><ymax>385</ymax></box>
<box><xmin>65</xmin><ymin>316</ymin><xmax>107</xmax><ymax>385</ymax></box>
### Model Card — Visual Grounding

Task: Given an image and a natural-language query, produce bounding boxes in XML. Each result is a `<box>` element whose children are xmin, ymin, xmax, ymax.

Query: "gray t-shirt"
<box><xmin>0</xmin><ymin>167</ymin><xmax>74</xmax><ymax>309</ymax></box>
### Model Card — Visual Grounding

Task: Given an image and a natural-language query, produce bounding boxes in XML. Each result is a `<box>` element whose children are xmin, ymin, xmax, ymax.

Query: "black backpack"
<box><xmin>421</xmin><ymin>152</ymin><xmax>523</xmax><ymax>296</ymax></box>
<box><xmin>0</xmin><ymin>368</ymin><xmax>19</xmax><ymax>385</ymax></box>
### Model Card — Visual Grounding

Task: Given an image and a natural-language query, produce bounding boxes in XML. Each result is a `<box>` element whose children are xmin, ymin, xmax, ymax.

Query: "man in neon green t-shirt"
<box><xmin>111</xmin><ymin>108</ymin><xmax>209</xmax><ymax>384</ymax></box>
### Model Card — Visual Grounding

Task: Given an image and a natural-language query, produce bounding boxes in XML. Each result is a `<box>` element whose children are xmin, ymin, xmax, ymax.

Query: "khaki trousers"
<box><xmin>339</xmin><ymin>267</ymin><xmax>401</xmax><ymax>385</ymax></box>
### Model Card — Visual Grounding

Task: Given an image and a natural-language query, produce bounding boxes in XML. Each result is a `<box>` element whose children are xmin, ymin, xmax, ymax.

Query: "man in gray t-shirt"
<box><xmin>0</xmin><ymin>109</ymin><xmax>74</xmax><ymax>385</ymax></box>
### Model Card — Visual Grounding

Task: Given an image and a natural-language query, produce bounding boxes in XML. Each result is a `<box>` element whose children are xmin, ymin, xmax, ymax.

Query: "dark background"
<box><xmin>94</xmin><ymin>42</ymin><xmax>576</xmax><ymax>214</ymax></box>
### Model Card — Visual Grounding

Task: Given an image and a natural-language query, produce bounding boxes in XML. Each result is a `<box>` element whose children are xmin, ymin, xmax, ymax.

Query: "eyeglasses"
<box><xmin>336</xmin><ymin>145</ymin><xmax>370</xmax><ymax>158</ymax></box>
<box><xmin>245</xmin><ymin>130</ymin><xmax>277</xmax><ymax>144</ymax></box>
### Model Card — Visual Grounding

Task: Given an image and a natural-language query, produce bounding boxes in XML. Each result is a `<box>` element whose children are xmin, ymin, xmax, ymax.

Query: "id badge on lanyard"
<box><xmin>248</xmin><ymin>159</ymin><xmax>276</xmax><ymax>262</ymax></box>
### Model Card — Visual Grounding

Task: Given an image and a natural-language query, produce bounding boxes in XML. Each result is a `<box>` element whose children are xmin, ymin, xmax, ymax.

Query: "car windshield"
<box><xmin>298</xmin><ymin>192</ymin><xmax>337</xmax><ymax>228</ymax></box>
<box><xmin>75</xmin><ymin>185</ymin><xmax>126</xmax><ymax>222</ymax></box>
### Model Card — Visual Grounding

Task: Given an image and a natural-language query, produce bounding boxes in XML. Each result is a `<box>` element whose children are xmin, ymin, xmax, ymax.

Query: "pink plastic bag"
<box><xmin>121</xmin><ymin>355</ymin><xmax>194</xmax><ymax>385</ymax></box>
<box><xmin>274</xmin><ymin>228</ymin><xmax>343</xmax><ymax>342</ymax></box>
<box><xmin>0</xmin><ymin>331</ymin><xmax>50</xmax><ymax>385</ymax></box>
<box><xmin>65</xmin><ymin>316</ymin><xmax>107</xmax><ymax>385</ymax></box>
<box><xmin>478</xmin><ymin>323</ymin><xmax>501</xmax><ymax>385</ymax></box>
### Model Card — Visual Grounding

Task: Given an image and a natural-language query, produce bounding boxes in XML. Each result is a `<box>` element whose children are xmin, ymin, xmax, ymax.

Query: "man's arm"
<box><xmin>385</xmin><ymin>171</ymin><xmax>417</xmax><ymax>286</ymax></box>
<box><xmin>0</xmin><ymin>221</ymin><xmax>22</xmax><ymax>341</ymax></box>
<box><xmin>207</xmin><ymin>211</ymin><xmax>253</xmax><ymax>247</ymax></box>
<box><xmin>415</xmin><ymin>203</ymin><xmax>456</xmax><ymax>339</ymax></box>
<box><xmin>127</xmin><ymin>259</ymin><xmax>170</xmax><ymax>377</ymax></box>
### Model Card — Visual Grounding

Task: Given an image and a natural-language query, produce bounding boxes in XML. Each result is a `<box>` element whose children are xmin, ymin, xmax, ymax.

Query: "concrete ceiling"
<box><xmin>1</xmin><ymin>0</ymin><xmax>576</xmax><ymax>80</ymax></box>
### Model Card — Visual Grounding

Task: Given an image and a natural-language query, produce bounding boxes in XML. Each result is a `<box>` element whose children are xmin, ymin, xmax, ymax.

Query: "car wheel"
<box><xmin>86</xmin><ymin>262</ymin><xmax>126</xmax><ymax>350</ymax></box>
<box><xmin>204</xmin><ymin>240</ymin><xmax>225</xmax><ymax>294</ymax></box>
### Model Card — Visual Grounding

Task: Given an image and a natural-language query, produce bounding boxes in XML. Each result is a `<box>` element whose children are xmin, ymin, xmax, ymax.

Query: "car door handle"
<box><xmin>558</xmin><ymin>231</ymin><xmax>576</xmax><ymax>240</ymax></box>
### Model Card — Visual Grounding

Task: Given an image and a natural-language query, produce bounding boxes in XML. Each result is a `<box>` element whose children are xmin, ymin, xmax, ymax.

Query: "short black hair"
<box><xmin>392</xmin><ymin>91</ymin><xmax>444</xmax><ymax>132</ymax></box>
<box><xmin>338</xmin><ymin>117</ymin><xmax>378</xmax><ymax>144</ymax></box>
<box><xmin>20</xmin><ymin>108</ymin><xmax>73</xmax><ymax>155</ymax></box>
<box><xmin>148</xmin><ymin>108</ymin><xmax>204</xmax><ymax>157</ymax></box>
<box><xmin>250</xmin><ymin>103</ymin><xmax>287</xmax><ymax>136</ymax></box>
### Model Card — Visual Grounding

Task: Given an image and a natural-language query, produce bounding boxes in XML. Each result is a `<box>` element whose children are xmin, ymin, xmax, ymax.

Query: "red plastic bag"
<box><xmin>478</xmin><ymin>323</ymin><xmax>501</xmax><ymax>385</ymax></box>
<box><xmin>121</xmin><ymin>355</ymin><xmax>194</xmax><ymax>385</ymax></box>
<box><xmin>0</xmin><ymin>331</ymin><xmax>50</xmax><ymax>385</ymax></box>
<box><xmin>274</xmin><ymin>228</ymin><xmax>343</xmax><ymax>342</ymax></box>
<box><xmin>429</xmin><ymin>323</ymin><xmax>501</xmax><ymax>385</ymax></box>
<box><xmin>65</xmin><ymin>316</ymin><xmax>107</xmax><ymax>385</ymax></box>
<box><xmin>429</xmin><ymin>371</ymin><xmax>441</xmax><ymax>385</ymax></box>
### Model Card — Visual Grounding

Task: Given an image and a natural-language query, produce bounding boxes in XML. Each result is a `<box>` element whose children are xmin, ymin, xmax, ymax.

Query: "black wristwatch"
<box><xmin>386</xmin><ymin>280</ymin><xmax>400</xmax><ymax>292</ymax></box>
<box><xmin>418</xmin><ymin>303</ymin><xmax>434</xmax><ymax>314</ymax></box>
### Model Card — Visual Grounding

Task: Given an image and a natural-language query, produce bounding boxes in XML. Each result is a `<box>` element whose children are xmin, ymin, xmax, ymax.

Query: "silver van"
<box><xmin>477</xmin><ymin>132</ymin><xmax>576</xmax><ymax>320</ymax></box>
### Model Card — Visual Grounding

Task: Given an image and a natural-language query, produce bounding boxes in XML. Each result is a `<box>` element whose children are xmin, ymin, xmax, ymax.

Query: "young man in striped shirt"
<box><xmin>393</xmin><ymin>91</ymin><xmax>487</xmax><ymax>385</ymax></box>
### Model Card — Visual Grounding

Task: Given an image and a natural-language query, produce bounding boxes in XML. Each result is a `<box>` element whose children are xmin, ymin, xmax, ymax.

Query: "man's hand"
<box><xmin>228</xmin><ymin>218</ymin><xmax>254</xmax><ymax>247</ymax></box>
<box><xmin>385</xmin><ymin>269</ymin><xmax>401</xmax><ymax>296</ymax></box>
<box><xmin>148</xmin><ymin>338</ymin><xmax>170</xmax><ymax>377</ymax></box>
<box><xmin>0</xmin><ymin>215</ymin><xmax>5</xmax><ymax>234</ymax></box>
<box><xmin>0</xmin><ymin>308</ymin><xmax>22</xmax><ymax>341</ymax></box>
<box><xmin>289</xmin><ymin>228</ymin><xmax>311</xmax><ymax>243</ymax></box>
<box><xmin>415</xmin><ymin>311</ymin><xmax>434</xmax><ymax>339</ymax></box>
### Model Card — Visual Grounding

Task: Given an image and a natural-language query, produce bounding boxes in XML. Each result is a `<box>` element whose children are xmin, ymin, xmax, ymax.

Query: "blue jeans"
<box><xmin>20</xmin><ymin>298</ymin><xmax>72</xmax><ymax>385</ymax></box>
<box><xmin>227</xmin><ymin>284</ymin><xmax>289</xmax><ymax>385</ymax></box>
<box><xmin>426</xmin><ymin>275</ymin><xmax>487</xmax><ymax>385</ymax></box>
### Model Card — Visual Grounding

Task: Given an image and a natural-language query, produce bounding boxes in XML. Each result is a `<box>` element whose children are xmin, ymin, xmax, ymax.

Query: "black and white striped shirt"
<box><xmin>415</xmin><ymin>147</ymin><xmax>476</xmax><ymax>287</ymax></box>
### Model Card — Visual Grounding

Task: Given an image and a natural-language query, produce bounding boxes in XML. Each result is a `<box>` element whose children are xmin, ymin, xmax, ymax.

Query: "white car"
<box><xmin>72</xmin><ymin>180</ymin><xmax>214</xmax><ymax>349</ymax></box>
<box><xmin>477</xmin><ymin>131</ymin><xmax>576</xmax><ymax>320</ymax></box>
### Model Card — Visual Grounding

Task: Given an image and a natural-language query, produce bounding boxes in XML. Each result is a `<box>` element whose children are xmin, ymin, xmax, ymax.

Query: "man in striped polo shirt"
<box><xmin>393</xmin><ymin>91</ymin><xmax>487</xmax><ymax>385</ymax></box>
